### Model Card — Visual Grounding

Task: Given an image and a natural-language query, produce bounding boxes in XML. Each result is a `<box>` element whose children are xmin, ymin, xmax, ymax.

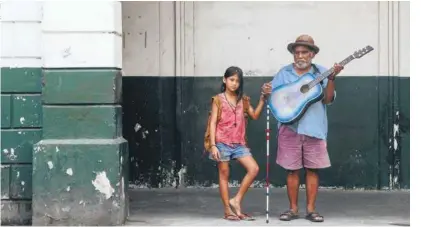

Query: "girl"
<box><xmin>208</xmin><ymin>66</ymin><xmax>267</xmax><ymax>221</ymax></box>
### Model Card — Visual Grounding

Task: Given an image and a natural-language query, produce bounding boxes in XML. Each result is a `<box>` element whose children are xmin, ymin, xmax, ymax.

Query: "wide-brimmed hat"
<box><xmin>287</xmin><ymin>34</ymin><xmax>320</xmax><ymax>54</ymax></box>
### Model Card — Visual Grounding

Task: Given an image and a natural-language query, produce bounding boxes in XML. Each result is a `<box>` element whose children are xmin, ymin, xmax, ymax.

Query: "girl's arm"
<box><xmin>247</xmin><ymin>94</ymin><xmax>266</xmax><ymax>120</ymax></box>
<box><xmin>209</xmin><ymin>100</ymin><xmax>219</xmax><ymax>147</ymax></box>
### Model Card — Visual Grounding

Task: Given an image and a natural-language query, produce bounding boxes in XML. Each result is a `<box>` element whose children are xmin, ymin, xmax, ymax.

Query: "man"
<box><xmin>261</xmin><ymin>35</ymin><xmax>343</xmax><ymax>222</ymax></box>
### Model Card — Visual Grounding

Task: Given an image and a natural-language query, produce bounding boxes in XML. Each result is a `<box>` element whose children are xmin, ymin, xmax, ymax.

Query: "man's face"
<box><xmin>293</xmin><ymin>45</ymin><xmax>314</xmax><ymax>69</ymax></box>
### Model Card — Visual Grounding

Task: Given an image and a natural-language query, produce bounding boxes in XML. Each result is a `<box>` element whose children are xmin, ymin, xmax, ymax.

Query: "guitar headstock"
<box><xmin>353</xmin><ymin>45</ymin><xmax>374</xmax><ymax>58</ymax></box>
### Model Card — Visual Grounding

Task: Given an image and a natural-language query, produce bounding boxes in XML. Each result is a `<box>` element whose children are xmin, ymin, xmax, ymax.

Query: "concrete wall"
<box><xmin>1</xmin><ymin>1</ymin><xmax>43</xmax><ymax>224</ymax></box>
<box><xmin>121</xmin><ymin>1</ymin><xmax>410</xmax><ymax>189</ymax></box>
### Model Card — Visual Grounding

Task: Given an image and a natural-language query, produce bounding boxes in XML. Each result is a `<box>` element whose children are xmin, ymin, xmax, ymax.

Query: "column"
<box><xmin>31</xmin><ymin>2</ymin><xmax>128</xmax><ymax>225</ymax></box>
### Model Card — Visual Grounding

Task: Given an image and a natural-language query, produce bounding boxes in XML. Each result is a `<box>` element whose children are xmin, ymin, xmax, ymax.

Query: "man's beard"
<box><xmin>294</xmin><ymin>60</ymin><xmax>311</xmax><ymax>69</ymax></box>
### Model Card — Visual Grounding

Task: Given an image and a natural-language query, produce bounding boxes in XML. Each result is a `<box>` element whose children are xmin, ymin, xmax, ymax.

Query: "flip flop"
<box><xmin>223</xmin><ymin>214</ymin><xmax>240</xmax><ymax>221</ymax></box>
<box><xmin>238</xmin><ymin>213</ymin><xmax>256</xmax><ymax>221</ymax></box>
<box><xmin>229</xmin><ymin>200</ymin><xmax>255</xmax><ymax>221</ymax></box>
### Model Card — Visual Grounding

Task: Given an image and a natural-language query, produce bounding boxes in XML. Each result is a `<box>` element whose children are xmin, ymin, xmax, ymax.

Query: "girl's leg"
<box><xmin>229</xmin><ymin>156</ymin><xmax>259</xmax><ymax>216</ymax></box>
<box><xmin>218</xmin><ymin>161</ymin><xmax>238</xmax><ymax>219</ymax></box>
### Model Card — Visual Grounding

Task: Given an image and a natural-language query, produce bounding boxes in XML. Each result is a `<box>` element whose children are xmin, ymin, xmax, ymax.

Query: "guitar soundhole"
<box><xmin>300</xmin><ymin>84</ymin><xmax>310</xmax><ymax>93</ymax></box>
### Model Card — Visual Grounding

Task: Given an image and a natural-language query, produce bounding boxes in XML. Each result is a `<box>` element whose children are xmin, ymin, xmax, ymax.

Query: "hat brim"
<box><xmin>287</xmin><ymin>42</ymin><xmax>319</xmax><ymax>54</ymax></box>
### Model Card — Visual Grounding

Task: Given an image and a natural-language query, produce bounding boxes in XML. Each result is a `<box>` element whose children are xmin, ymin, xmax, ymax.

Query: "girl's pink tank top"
<box><xmin>215</xmin><ymin>93</ymin><xmax>247</xmax><ymax>146</ymax></box>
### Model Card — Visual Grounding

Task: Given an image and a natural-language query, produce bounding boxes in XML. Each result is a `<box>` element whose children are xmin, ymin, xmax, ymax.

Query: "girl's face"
<box><xmin>223</xmin><ymin>73</ymin><xmax>240</xmax><ymax>93</ymax></box>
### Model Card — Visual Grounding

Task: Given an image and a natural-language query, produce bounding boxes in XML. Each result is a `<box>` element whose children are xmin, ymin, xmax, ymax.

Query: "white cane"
<box><xmin>265</xmin><ymin>102</ymin><xmax>270</xmax><ymax>223</ymax></box>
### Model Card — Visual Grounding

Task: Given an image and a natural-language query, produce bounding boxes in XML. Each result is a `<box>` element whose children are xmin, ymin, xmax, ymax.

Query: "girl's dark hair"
<box><xmin>221</xmin><ymin>66</ymin><xmax>244</xmax><ymax>102</ymax></box>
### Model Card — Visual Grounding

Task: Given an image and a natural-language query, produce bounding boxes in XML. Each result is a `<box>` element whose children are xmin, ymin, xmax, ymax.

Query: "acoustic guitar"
<box><xmin>269</xmin><ymin>45</ymin><xmax>374</xmax><ymax>124</ymax></box>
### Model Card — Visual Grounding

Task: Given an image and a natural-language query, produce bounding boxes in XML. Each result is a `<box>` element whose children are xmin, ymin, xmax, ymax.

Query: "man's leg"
<box><xmin>286</xmin><ymin>170</ymin><xmax>300</xmax><ymax>213</ymax></box>
<box><xmin>305</xmin><ymin>168</ymin><xmax>319</xmax><ymax>213</ymax></box>
<box><xmin>276</xmin><ymin>126</ymin><xmax>303</xmax><ymax>221</ymax></box>
<box><xmin>302</xmin><ymin>136</ymin><xmax>331</xmax><ymax>222</ymax></box>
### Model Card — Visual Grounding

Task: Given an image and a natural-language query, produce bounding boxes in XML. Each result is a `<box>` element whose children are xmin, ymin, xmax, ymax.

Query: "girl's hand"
<box><xmin>211</xmin><ymin>146</ymin><xmax>220</xmax><ymax>161</ymax></box>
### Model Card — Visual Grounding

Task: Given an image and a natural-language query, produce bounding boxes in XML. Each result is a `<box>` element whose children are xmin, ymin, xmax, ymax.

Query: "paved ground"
<box><xmin>125</xmin><ymin>188</ymin><xmax>410</xmax><ymax>226</ymax></box>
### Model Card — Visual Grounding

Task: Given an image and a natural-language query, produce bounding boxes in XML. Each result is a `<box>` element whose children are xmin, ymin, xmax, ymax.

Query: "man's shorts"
<box><xmin>209</xmin><ymin>142</ymin><xmax>252</xmax><ymax>162</ymax></box>
<box><xmin>276</xmin><ymin>125</ymin><xmax>331</xmax><ymax>170</ymax></box>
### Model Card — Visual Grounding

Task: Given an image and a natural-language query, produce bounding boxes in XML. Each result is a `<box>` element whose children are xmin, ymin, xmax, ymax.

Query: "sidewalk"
<box><xmin>125</xmin><ymin>188</ymin><xmax>409</xmax><ymax>226</ymax></box>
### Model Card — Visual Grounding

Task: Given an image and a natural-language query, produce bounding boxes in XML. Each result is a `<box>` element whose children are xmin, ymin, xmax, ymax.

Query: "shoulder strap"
<box><xmin>211</xmin><ymin>95</ymin><xmax>222</xmax><ymax>121</ymax></box>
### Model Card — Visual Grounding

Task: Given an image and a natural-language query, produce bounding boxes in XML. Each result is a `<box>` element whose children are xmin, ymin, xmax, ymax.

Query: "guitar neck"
<box><xmin>309</xmin><ymin>55</ymin><xmax>355</xmax><ymax>87</ymax></box>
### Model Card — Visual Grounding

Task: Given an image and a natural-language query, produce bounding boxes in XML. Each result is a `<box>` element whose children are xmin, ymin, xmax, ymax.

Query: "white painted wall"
<box><xmin>0</xmin><ymin>1</ymin><xmax>42</xmax><ymax>68</ymax></box>
<box><xmin>122</xmin><ymin>1</ymin><xmax>410</xmax><ymax>77</ymax></box>
<box><xmin>42</xmin><ymin>1</ymin><xmax>122</xmax><ymax>68</ymax></box>
<box><xmin>122</xmin><ymin>1</ymin><xmax>175</xmax><ymax>76</ymax></box>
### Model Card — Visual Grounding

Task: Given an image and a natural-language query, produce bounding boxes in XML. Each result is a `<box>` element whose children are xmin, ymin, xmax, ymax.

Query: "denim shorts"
<box><xmin>209</xmin><ymin>142</ymin><xmax>252</xmax><ymax>162</ymax></box>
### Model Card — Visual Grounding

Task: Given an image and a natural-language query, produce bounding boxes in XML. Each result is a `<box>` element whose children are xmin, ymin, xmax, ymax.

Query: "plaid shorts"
<box><xmin>276</xmin><ymin>125</ymin><xmax>331</xmax><ymax>170</ymax></box>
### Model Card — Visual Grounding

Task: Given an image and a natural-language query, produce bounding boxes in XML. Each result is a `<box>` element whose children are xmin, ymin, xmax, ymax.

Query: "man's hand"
<box><xmin>329</xmin><ymin>63</ymin><xmax>344</xmax><ymax>80</ymax></box>
<box><xmin>261</xmin><ymin>82</ymin><xmax>272</xmax><ymax>97</ymax></box>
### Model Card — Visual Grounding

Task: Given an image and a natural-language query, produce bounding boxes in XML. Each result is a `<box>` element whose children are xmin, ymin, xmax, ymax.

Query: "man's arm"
<box><xmin>322</xmin><ymin>63</ymin><xmax>343</xmax><ymax>104</ymax></box>
<box><xmin>322</xmin><ymin>79</ymin><xmax>335</xmax><ymax>104</ymax></box>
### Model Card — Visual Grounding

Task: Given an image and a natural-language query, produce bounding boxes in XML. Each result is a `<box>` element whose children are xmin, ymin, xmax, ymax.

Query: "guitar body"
<box><xmin>269</xmin><ymin>74</ymin><xmax>324</xmax><ymax>124</ymax></box>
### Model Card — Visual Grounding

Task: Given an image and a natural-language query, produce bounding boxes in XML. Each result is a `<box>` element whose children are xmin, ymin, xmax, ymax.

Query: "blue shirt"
<box><xmin>271</xmin><ymin>63</ymin><xmax>336</xmax><ymax>140</ymax></box>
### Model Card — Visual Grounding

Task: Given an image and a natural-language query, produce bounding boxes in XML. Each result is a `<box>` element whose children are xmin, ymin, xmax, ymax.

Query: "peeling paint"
<box><xmin>134</xmin><ymin>123</ymin><xmax>142</xmax><ymax>132</ymax></box>
<box><xmin>121</xmin><ymin>176</ymin><xmax>125</xmax><ymax>200</ymax></box>
<box><xmin>92</xmin><ymin>171</ymin><xmax>115</xmax><ymax>199</ymax></box>
<box><xmin>66</xmin><ymin>186</ymin><xmax>70</xmax><ymax>191</ymax></box>
<box><xmin>16</xmin><ymin>171</ymin><xmax>20</xmax><ymax>178</ymax></box>
<box><xmin>66</xmin><ymin>168</ymin><xmax>73</xmax><ymax>176</ymax></box>
<box><xmin>20</xmin><ymin>117</ymin><xmax>25</xmax><ymax>124</ymax></box>
<box><xmin>47</xmin><ymin>161</ymin><xmax>54</xmax><ymax>169</ymax></box>
<box><xmin>56</xmin><ymin>146</ymin><xmax>59</xmax><ymax>152</ymax></box>
<box><xmin>21</xmin><ymin>181</ymin><xmax>25</xmax><ymax>186</ymax></box>
<box><xmin>178</xmin><ymin>166</ymin><xmax>187</xmax><ymax>188</ymax></box>
<box><xmin>3</xmin><ymin>148</ymin><xmax>18</xmax><ymax>161</ymax></box>
<box><xmin>34</xmin><ymin>146</ymin><xmax>42</xmax><ymax>153</ymax></box>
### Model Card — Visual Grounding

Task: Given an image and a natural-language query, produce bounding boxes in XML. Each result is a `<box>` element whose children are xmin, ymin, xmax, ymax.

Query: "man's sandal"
<box><xmin>223</xmin><ymin>214</ymin><xmax>240</xmax><ymax>221</ymax></box>
<box><xmin>279</xmin><ymin>210</ymin><xmax>299</xmax><ymax>221</ymax></box>
<box><xmin>305</xmin><ymin>212</ymin><xmax>324</xmax><ymax>222</ymax></box>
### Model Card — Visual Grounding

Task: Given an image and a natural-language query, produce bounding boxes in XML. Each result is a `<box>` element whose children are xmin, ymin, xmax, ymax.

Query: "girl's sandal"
<box><xmin>305</xmin><ymin>212</ymin><xmax>324</xmax><ymax>222</ymax></box>
<box><xmin>279</xmin><ymin>210</ymin><xmax>299</xmax><ymax>221</ymax></box>
<box><xmin>224</xmin><ymin>214</ymin><xmax>241</xmax><ymax>221</ymax></box>
<box><xmin>238</xmin><ymin>213</ymin><xmax>256</xmax><ymax>221</ymax></box>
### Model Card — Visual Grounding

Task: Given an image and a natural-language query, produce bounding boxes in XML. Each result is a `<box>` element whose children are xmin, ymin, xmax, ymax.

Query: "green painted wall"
<box><xmin>122</xmin><ymin>76</ymin><xmax>410</xmax><ymax>190</ymax></box>
<box><xmin>31</xmin><ymin>69</ymin><xmax>129</xmax><ymax>226</ymax></box>
<box><xmin>1</xmin><ymin>68</ymin><xmax>43</xmax><ymax>225</ymax></box>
